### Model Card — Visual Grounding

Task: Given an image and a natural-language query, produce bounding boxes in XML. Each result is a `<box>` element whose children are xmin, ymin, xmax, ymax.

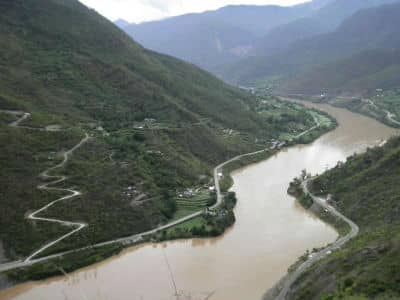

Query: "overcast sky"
<box><xmin>79</xmin><ymin>0</ymin><xmax>309</xmax><ymax>23</ymax></box>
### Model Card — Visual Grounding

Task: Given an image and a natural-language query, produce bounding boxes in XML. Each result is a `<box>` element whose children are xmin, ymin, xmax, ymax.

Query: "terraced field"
<box><xmin>173</xmin><ymin>191</ymin><xmax>214</xmax><ymax>220</ymax></box>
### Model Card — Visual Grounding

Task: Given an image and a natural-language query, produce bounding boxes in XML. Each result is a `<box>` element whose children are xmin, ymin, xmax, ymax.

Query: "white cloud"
<box><xmin>79</xmin><ymin>0</ymin><xmax>309</xmax><ymax>23</ymax></box>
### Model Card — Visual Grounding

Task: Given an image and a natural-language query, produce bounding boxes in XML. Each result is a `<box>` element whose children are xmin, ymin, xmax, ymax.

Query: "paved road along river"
<box><xmin>0</xmin><ymin>100</ymin><xmax>397</xmax><ymax>300</ymax></box>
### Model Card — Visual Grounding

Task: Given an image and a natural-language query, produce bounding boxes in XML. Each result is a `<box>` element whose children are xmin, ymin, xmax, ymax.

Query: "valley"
<box><xmin>328</xmin><ymin>91</ymin><xmax>400</xmax><ymax>128</ymax></box>
<box><xmin>0</xmin><ymin>96</ymin><xmax>334</xmax><ymax>280</ymax></box>
<box><xmin>0</xmin><ymin>0</ymin><xmax>335</xmax><ymax>288</ymax></box>
<box><xmin>0</xmin><ymin>100</ymin><xmax>396</xmax><ymax>300</ymax></box>
<box><xmin>284</xmin><ymin>130</ymin><xmax>400</xmax><ymax>300</ymax></box>
<box><xmin>1</xmin><ymin>0</ymin><xmax>400</xmax><ymax>299</ymax></box>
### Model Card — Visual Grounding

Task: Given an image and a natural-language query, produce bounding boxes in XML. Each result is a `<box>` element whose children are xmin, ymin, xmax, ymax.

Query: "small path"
<box><xmin>0</xmin><ymin>110</ymin><xmax>90</xmax><ymax>262</ymax></box>
<box><xmin>292</xmin><ymin>116</ymin><xmax>320</xmax><ymax>140</ymax></box>
<box><xmin>273</xmin><ymin>179</ymin><xmax>359</xmax><ymax>300</ymax></box>
<box><xmin>384</xmin><ymin>110</ymin><xmax>400</xmax><ymax>126</ymax></box>
<box><xmin>25</xmin><ymin>134</ymin><xmax>90</xmax><ymax>261</ymax></box>
<box><xmin>362</xmin><ymin>99</ymin><xmax>400</xmax><ymax>126</ymax></box>
<box><xmin>0</xmin><ymin>110</ymin><xmax>322</xmax><ymax>273</ymax></box>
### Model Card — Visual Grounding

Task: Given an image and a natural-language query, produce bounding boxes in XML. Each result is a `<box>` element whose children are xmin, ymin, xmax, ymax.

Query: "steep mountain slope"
<box><xmin>125</xmin><ymin>17</ymin><xmax>258</xmax><ymax>71</ymax></box>
<box><xmin>0</xmin><ymin>0</ymin><xmax>259</xmax><ymax>259</ymax></box>
<box><xmin>0</xmin><ymin>0</ymin><xmax>268</xmax><ymax>133</ymax></box>
<box><xmin>253</xmin><ymin>0</ymin><xmax>400</xmax><ymax>57</ymax></box>
<box><xmin>287</xmin><ymin>137</ymin><xmax>400</xmax><ymax>300</ymax></box>
<box><xmin>220</xmin><ymin>1</ymin><xmax>400</xmax><ymax>86</ymax></box>
<box><xmin>0</xmin><ymin>0</ymin><xmax>327</xmax><ymax>265</ymax></box>
<box><xmin>278</xmin><ymin>2</ymin><xmax>400</xmax><ymax>95</ymax></box>
<box><xmin>122</xmin><ymin>2</ymin><xmax>327</xmax><ymax>71</ymax></box>
<box><xmin>279</xmin><ymin>49</ymin><xmax>400</xmax><ymax>95</ymax></box>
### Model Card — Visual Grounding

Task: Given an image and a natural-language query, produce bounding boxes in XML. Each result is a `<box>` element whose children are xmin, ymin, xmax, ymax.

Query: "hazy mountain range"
<box><xmin>120</xmin><ymin>0</ymin><xmax>334</xmax><ymax>70</ymax></box>
<box><xmin>119</xmin><ymin>0</ymin><xmax>400</xmax><ymax>90</ymax></box>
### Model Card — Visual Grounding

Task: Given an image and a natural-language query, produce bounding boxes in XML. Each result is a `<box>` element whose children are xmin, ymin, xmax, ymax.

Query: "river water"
<box><xmin>0</xmin><ymin>101</ymin><xmax>397</xmax><ymax>300</ymax></box>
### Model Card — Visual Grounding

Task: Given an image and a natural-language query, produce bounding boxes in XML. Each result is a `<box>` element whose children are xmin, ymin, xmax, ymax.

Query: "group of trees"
<box><xmin>289</xmin><ymin>136</ymin><xmax>400</xmax><ymax>299</ymax></box>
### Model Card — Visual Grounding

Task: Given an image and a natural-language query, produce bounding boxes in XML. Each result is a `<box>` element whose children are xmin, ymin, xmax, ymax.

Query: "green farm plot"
<box><xmin>169</xmin><ymin>216</ymin><xmax>207</xmax><ymax>232</ymax></box>
<box><xmin>309</xmin><ymin>111</ymin><xmax>332</xmax><ymax>127</ymax></box>
<box><xmin>173</xmin><ymin>191</ymin><xmax>213</xmax><ymax>220</ymax></box>
<box><xmin>157</xmin><ymin>215</ymin><xmax>210</xmax><ymax>241</ymax></box>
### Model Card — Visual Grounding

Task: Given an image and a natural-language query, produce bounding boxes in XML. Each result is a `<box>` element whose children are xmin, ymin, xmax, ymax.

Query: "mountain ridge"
<box><xmin>0</xmin><ymin>0</ymin><xmax>331</xmax><ymax>271</ymax></box>
<box><xmin>218</xmin><ymin>1</ymin><xmax>400</xmax><ymax>91</ymax></box>
<box><xmin>120</xmin><ymin>1</ymin><xmax>330</xmax><ymax>71</ymax></box>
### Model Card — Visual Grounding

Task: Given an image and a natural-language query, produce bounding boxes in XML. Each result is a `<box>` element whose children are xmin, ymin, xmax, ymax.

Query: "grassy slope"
<box><xmin>0</xmin><ymin>0</ymin><xmax>265</xmax><ymax>132</ymax></box>
<box><xmin>0</xmin><ymin>0</ymin><xmax>256</xmax><ymax>259</ymax></box>
<box><xmin>0</xmin><ymin>0</ymin><xmax>331</xmax><ymax>263</ymax></box>
<box><xmin>287</xmin><ymin>137</ymin><xmax>400</xmax><ymax>300</ymax></box>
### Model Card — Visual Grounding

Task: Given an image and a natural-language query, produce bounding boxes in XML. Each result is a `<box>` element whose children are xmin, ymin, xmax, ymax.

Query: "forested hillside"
<box><xmin>288</xmin><ymin>137</ymin><xmax>400</xmax><ymax>299</ymax></box>
<box><xmin>0</xmin><ymin>0</ymin><xmax>327</xmax><ymax>264</ymax></box>
<box><xmin>279</xmin><ymin>49</ymin><xmax>400</xmax><ymax>95</ymax></box>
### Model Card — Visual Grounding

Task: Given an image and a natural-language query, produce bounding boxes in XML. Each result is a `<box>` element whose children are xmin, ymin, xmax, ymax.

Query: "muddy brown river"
<box><xmin>0</xmin><ymin>101</ymin><xmax>397</xmax><ymax>300</ymax></box>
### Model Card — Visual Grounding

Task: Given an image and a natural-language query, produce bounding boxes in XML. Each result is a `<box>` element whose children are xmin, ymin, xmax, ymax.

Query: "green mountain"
<box><xmin>0</xmin><ymin>0</ymin><xmax>326</xmax><ymax>266</ymax></box>
<box><xmin>0</xmin><ymin>0</ymin><xmax>266</xmax><ymax>133</ymax></box>
<box><xmin>253</xmin><ymin>0</ymin><xmax>400</xmax><ymax>57</ymax></box>
<box><xmin>121</xmin><ymin>2</ymin><xmax>329</xmax><ymax>72</ymax></box>
<box><xmin>278</xmin><ymin>1</ymin><xmax>400</xmax><ymax>95</ymax></box>
<box><xmin>288</xmin><ymin>137</ymin><xmax>400</xmax><ymax>300</ymax></box>
<box><xmin>279</xmin><ymin>49</ymin><xmax>400</xmax><ymax>95</ymax></box>
<box><xmin>124</xmin><ymin>17</ymin><xmax>258</xmax><ymax>72</ymax></box>
<box><xmin>220</xmin><ymin>1</ymin><xmax>400</xmax><ymax>88</ymax></box>
<box><xmin>0</xmin><ymin>0</ymin><xmax>255</xmax><ymax>259</ymax></box>
<box><xmin>122</xmin><ymin>0</ymin><xmax>400</xmax><ymax>75</ymax></box>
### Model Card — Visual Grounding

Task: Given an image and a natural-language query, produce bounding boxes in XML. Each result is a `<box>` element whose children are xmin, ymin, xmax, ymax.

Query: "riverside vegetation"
<box><xmin>288</xmin><ymin>172</ymin><xmax>350</xmax><ymax>237</ymax></box>
<box><xmin>286</xmin><ymin>137</ymin><xmax>400</xmax><ymax>300</ymax></box>
<box><xmin>0</xmin><ymin>0</ymin><xmax>336</xmax><ymax>285</ymax></box>
<box><xmin>326</xmin><ymin>90</ymin><xmax>400</xmax><ymax>129</ymax></box>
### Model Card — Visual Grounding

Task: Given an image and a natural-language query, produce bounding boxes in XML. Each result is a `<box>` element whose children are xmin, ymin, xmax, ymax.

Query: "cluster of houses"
<box><xmin>134</xmin><ymin>118</ymin><xmax>157</xmax><ymax>130</ymax></box>
<box><xmin>238</xmin><ymin>86</ymin><xmax>256</xmax><ymax>94</ymax></box>
<box><xmin>122</xmin><ymin>185</ymin><xmax>139</xmax><ymax>199</ymax></box>
<box><xmin>145</xmin><ymin>150</ymin><xmax>163</xmax><ymax>156</ymax></box>
<box><xmin>177</xmin><ymin>185</ymin><xmax>216</xmax><ymax>199</ymax></box>
<box><xmin>375</xmin><ymin>88</ymin><xmax>384</xmax><ymax>97</ymax></box>
<box><xmin>270</xmin><ymin>139</ymin><xmax>286</xmax><ymax>150</ymax></box>
<box><xmin>177</xmin><ymin>188</ymin><xmax>197</xmax><ymax>198</ymax></box>
<box><xmin>46</xmin><ymin>151</ymin><xmax>57</xmax><ymax>161</ymax></box>
<box><xmin>87</xmin><ymin>123</ymin><xmax>110</xmax><ymax>136</ymax></box>
<box><xmin>222</xmin><ymin>128</ymin><xmax>239</xmax><ymax>138</ymax></box>
<box><xmin>121</xmin><ymin>185</ymin><xmax>148</xmax><ymax>207</ymax></box>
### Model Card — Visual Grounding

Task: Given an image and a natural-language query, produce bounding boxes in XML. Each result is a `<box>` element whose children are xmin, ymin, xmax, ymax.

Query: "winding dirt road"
<box><xmin>384</xmin><ymin>110</ymin><xmax>400</xmax><ymax>126</ymax></box>
<box><xmin>0</xmin><ymin>110</ymin><xmax>90</xmax><ymax>262</ymax></box>
<box><xmin>25</xmin><ymin>134</ymin><xmax>90</xmax><ymax>261</ymax></box>
<box><xmin>0</xmin><ymin>109</ymin><xmax>321</xmax><ymax>273</ymax></box>
<box><xmin>272</xmin><ymin>179</ymin><xmax>359</xmax><ymax>300</ymax></box>
<box><xmin>363</xmin><ymin>99</ymin><xmax>400</xmax><ymax>127</ymax></box>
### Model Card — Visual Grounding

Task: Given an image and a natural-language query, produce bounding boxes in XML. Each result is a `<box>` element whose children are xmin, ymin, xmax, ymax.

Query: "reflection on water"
<box><xmin>0</xmin><ymin>102</ymin><xmax>397</xmax><ymax>300</ymax></box>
